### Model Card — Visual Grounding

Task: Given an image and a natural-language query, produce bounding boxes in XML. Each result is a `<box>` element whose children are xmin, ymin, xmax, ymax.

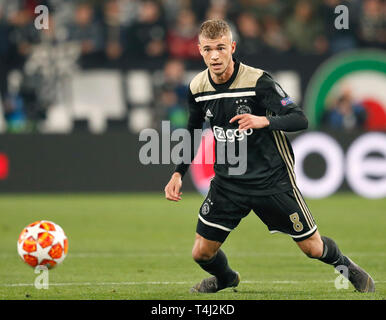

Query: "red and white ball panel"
<box><xmin>17</xmin><ymin>220</ymin><xmax>68</xmax><ymax>268</ymax></box>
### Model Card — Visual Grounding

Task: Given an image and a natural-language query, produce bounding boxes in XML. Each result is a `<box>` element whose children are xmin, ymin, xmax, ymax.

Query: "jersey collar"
<box><xmin>208</xmin><ymin>58</ymin><xmax>240</xmax><ymax>92</ymax></box>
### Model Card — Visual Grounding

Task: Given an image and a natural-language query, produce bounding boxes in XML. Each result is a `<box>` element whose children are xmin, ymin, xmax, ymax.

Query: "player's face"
<box><xmin>198</xmin><ymin>34</ymin><xmax>236</xmax><ymax>79</ymax></box>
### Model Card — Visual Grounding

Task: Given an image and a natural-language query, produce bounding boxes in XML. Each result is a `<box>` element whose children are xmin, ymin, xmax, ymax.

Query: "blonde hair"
<box><xmin>199</xmin><ymin>19</ymin><xmax>233</xmax><ymax>42</ymax></box>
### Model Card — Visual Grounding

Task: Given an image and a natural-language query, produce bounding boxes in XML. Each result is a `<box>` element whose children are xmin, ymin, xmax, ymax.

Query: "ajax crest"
<box><xmin>201</xmin><ymin>203</ymin><xmax>210</xmax><ymax>215</ymax></box>
<box><xmin>235</xmin><ymin>99</ymin><xmax>252</xmax><ymax>115</ymax></box>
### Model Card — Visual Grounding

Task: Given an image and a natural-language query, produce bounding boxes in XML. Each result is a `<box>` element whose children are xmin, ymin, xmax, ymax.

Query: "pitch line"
<box><xmin>1</xmin><ymin>280</ymin><xmax>385</xmax><ymax>288</ymax></box>
<box><xmin>1</xmin><ymin>252</ymin><xmax>384</xmax><ymax>258</ymax></box>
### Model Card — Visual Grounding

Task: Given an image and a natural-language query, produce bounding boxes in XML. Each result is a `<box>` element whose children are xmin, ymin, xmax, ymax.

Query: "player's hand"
<box><xmin>229</xmin><ymin>114</ymin><xmax>270</xmax><ymax>130</ymax></box>
<box><xmin>164</xmin><ymin>172</ymin><xmax>183</xmax><ymax>202</ymax></box>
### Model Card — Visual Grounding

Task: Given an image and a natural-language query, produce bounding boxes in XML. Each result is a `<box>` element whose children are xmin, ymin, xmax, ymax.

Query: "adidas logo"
<box><xmin>206</xmin><ymin>109</ymin><xmax>214</xmax><ymax>118</ymax></box>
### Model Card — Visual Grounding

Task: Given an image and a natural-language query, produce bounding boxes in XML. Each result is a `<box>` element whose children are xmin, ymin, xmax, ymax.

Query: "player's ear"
<box><xmin>231</xmin><ymin>41</ymin><xmax>236</xmax><ymax>54</ymax></box>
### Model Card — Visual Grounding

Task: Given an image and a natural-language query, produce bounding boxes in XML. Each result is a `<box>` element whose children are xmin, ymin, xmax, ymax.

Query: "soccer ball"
<box><xmin>17</xmin><ymin>220</ymin><xmax>68</xmax><ymax>269</ymax></box>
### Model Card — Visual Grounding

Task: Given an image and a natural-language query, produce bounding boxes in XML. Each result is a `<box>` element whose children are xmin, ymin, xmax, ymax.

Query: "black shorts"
<box><xmin>196</xmin><ymin>181</ymin><xmax>317</xmax><ymax>243</ymax></box>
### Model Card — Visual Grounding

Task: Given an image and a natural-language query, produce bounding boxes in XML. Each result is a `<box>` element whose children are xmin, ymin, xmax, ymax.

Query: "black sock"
<box><xmin>319</xmin><ymin>236</ymin><xmax>350</xmax><ymax>268</ymax></box>
<box><xmin>196</xmin><ymin>249</ymin><xmax>236</xmax><ymax>290</ymax></box>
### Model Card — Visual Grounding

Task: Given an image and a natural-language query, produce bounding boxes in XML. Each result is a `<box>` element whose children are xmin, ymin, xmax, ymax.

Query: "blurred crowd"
<box><xmin>0</xmin><ymin>0</ymin><xmax>385</xmax><ymax>132</ymax></box>
<box><xmin>1</xmin><ymin>0</ymin><xmax>385</xmax><ymax>63</ymax></box>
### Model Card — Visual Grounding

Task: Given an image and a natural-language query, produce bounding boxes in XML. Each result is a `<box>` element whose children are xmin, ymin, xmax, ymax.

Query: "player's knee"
<box><xmin>298</xmin><ymin>237</ymin><xmax>324</xmax><ymax>259</ymax></box>
<box><xmin>303</xmin><ymin>245</ymin><xmax>323</xmax><ymax>259</ymax></box>
<box><xmin>191</xmin><ymin>246</ymin><xmax>216</xmax><ymax>262</ymax></box>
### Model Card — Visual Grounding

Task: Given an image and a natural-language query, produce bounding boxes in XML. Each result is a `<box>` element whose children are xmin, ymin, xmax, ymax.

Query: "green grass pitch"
<box><xmin>0</xmin><ymin>192</ymin><xmax>385</xmax><ymax>300</ymax></box>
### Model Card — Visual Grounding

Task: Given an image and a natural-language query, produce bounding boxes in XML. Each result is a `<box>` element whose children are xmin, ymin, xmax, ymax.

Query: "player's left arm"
<box><xmin>230</xmin><ymin>72</ymin><xmax>308</xmax><ymax>132</ymax></box>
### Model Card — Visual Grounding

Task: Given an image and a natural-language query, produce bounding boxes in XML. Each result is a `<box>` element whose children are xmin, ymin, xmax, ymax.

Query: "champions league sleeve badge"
<box><xmin>280</xmin><ymin>97</ymin><xmax>294</xmax><ymax>106</ymax></box>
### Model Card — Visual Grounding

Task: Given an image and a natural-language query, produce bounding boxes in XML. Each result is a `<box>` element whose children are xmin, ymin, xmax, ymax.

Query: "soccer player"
<box><xmin>164</xmin><ymin>19</ymin><xmax>375</xmax><ymax>293</ymax></box>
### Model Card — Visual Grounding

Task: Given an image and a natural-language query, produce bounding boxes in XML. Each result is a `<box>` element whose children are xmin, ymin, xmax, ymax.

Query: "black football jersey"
<box><xmin>174</xmin><ymin>60</ymin><xmax>308</xmax><ymax>195</ymax></box>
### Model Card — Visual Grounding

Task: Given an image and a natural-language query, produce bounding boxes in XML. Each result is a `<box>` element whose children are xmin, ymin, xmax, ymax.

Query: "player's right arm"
<box><xmin>164</xmin><ymin>89</ymin><xmax>205</xmax><ymax>202</ymax></box>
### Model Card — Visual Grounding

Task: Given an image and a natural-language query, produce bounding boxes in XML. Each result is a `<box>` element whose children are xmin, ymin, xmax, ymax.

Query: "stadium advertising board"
<box><xmin>0</xmin><ymin>131</ymin><xmax>385</xmax><ymax>198</ymax></box>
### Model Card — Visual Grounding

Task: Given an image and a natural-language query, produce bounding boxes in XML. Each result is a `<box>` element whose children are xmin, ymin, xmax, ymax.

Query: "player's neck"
<box><xmin>210</xmin><ymin>59</ymin><xmax>235</xmax><ymax>84</ymax></box>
